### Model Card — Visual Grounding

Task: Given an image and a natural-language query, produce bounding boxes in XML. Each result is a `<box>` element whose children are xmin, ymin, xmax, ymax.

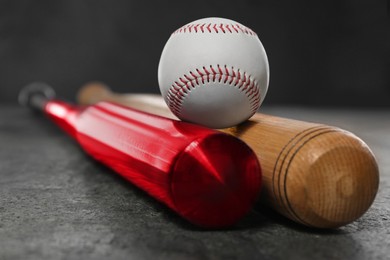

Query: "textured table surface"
<box><xmin>0</xmin><ymin>105</ymin><xmax>389</xmax><ymax>260</ymax></box>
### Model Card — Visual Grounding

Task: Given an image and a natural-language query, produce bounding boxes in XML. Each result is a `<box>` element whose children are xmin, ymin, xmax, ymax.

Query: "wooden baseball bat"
<box><xmin>19</xmin><ymin>83</ymin><xmax>261</xmax><ymax>228</ymax></box>
<box><xmin>77</xmin><ymin>82</ymin><xmax>380</xmax><ymax>229</ymax></box>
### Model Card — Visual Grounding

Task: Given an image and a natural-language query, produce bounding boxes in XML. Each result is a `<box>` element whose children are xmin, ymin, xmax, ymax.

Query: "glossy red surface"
<box><xmin>44</xmin><ymin>100</ymin><xmax>262</xmax><ymax>228</ymax></box>
<box><xmin>45</xmin><ymin>101</ymin><xmax>79</xmax><ymax>138</ymax></box>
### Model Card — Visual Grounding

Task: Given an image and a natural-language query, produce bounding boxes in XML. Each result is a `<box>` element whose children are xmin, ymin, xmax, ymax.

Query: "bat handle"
<box><xmin>19</xmin><ymin>82</ymin><xmax>80</xmax><ymax>138</ymax></box>
<box><xmin>18</xmin><ymin>82</ymin><xmax>56</xmax><ymax>111</ymax></box>
<box><xmin>77</xmin><ymin>81</ymin><xmax>114</xmax><ymax>105</ymax></box>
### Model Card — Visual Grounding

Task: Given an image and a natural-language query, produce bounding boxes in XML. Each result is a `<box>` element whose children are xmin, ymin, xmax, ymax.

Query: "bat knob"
<box><xmin>77</xmin><ymin>81</ymin><xmax>111</xmax><ymax>105</ymax></box>
<box><xmin>18</xmin><ymin>82</ymin><xmax>56</xmax><ymax>110</ymax></box>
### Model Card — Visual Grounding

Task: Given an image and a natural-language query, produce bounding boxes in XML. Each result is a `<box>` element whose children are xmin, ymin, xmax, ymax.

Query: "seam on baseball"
<box><xmin>173</xmin><ymin>23</ymin><xmax>256</xmax><ymax>35</ymax></box>
<box><xmin>166</xmin><ymin>64</ymin><xmax>261</xmax><ymax>117</ymax></box>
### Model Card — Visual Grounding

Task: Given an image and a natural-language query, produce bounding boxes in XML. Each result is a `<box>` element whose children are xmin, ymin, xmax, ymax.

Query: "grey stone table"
<box><xmin>1</xmin><ymin>105</ymin><xmax>389</xmax><ymax>260</ymax></box>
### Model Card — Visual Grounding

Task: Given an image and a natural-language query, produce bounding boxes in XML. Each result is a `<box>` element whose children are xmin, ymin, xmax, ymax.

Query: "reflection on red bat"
<box><xmin>21</xmin><ymin>83</ymin><xmax>262</xmax><ymax>228</ymax></box>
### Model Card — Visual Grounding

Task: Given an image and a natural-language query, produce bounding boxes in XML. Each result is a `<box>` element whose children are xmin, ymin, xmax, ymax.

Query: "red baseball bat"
<box><xmin>19</xmin><ymin>82</ymin><xmax>261</xmax><ymax>228</ymax></box>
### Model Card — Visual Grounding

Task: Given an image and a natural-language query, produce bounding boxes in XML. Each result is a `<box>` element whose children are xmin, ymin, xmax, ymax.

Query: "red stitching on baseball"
<box><xmin>213</xmin><ymin>24</ymin><xmax>218</xmax><ymax>33</ymax></box>
<box><xmin>206</xmin><ymin>24</ymin><xmax>212</xmax><ymax>33</ymax></box>
<box><xmin>172</xmin><ymin>22</ymin><xmax>256</xmax><ymax>35</ymax></box>
<box><xmin>179</xmin><ymin>78</ymin><xmax>187</xmax><ymax>85</ymax></box>
<box><xmin>226</xmin><ymin>24</ymin><xmax>232</xmax><ymax>33</ymax></box>
<box><xmin>203</xmin><ymin>66</ymin><xmax>210</xmax><ymax>75</ymax></box>
<box><xmin>184</xmin><ymin>74</ymin><xmax>192</xmax><ymax>82</ymax></box>
<box><xmin>166</xmin><ymin>65</ymin><xmax>261</xmax><ymax>117</ymax></box>
<box><xmin>218</xmin><ymin>65</ymin><xmax>223</xmax><ymax>75</ymax></box>
<box><xmin>219</xmin><ymin>23</ymin><xmax>225</xmax><ymax>33</ymax></box>
<box><xmin>190</xmin><ymin>71</ymin><xmax>199</xmax><ymax>85</ymax></box>
<box><xmin>200</xmin><ymin>23</ymin><xmax>205</xmax><ymax>33</ymax></box>
<box><xmin>193</xmin><ymin>24</ymin><xmax>199</xmax><ymax>33</ymax></box>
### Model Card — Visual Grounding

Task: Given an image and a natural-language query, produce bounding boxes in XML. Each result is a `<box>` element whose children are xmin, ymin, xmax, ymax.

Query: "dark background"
<box><xmin>0</xmin><ymin>0</ymin><xmax>389</xmax><ymax>106</ymax></box>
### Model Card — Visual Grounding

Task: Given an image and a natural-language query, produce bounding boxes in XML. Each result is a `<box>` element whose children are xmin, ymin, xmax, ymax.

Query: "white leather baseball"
<box><xmin>158</xmin><ymin>17</ymin><xmax>269</xmax><ymax>128</ymax></box>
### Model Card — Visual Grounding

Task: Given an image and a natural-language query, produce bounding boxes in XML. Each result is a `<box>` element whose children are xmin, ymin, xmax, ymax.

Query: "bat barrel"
<box><xmin>227</xmin><ymin>115</ymin><xmax>379</xmax><ymax>228</ymax></box>
<box><xmin>75</xmin><ymin>102</ymin><xmax>261</xmax><ymax>228</ymax></box>
<box><xmin>254</xmin><ymin>125</ymin><xmax>379</xmax><ymax>228</ymax></box>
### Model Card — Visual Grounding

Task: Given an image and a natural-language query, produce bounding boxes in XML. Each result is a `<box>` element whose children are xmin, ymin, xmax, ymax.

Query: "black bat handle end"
<box><xmin>18</xmin><ymin>82</ymin><xmax>56</xmax><ymax>111</ymax></box>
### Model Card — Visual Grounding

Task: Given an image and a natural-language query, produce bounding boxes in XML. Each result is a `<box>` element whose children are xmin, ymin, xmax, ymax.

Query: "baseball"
<box><xmin>158</xmin><ymin>17</ymin><xmax>269</xmax><ymax>128</ymax></box>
